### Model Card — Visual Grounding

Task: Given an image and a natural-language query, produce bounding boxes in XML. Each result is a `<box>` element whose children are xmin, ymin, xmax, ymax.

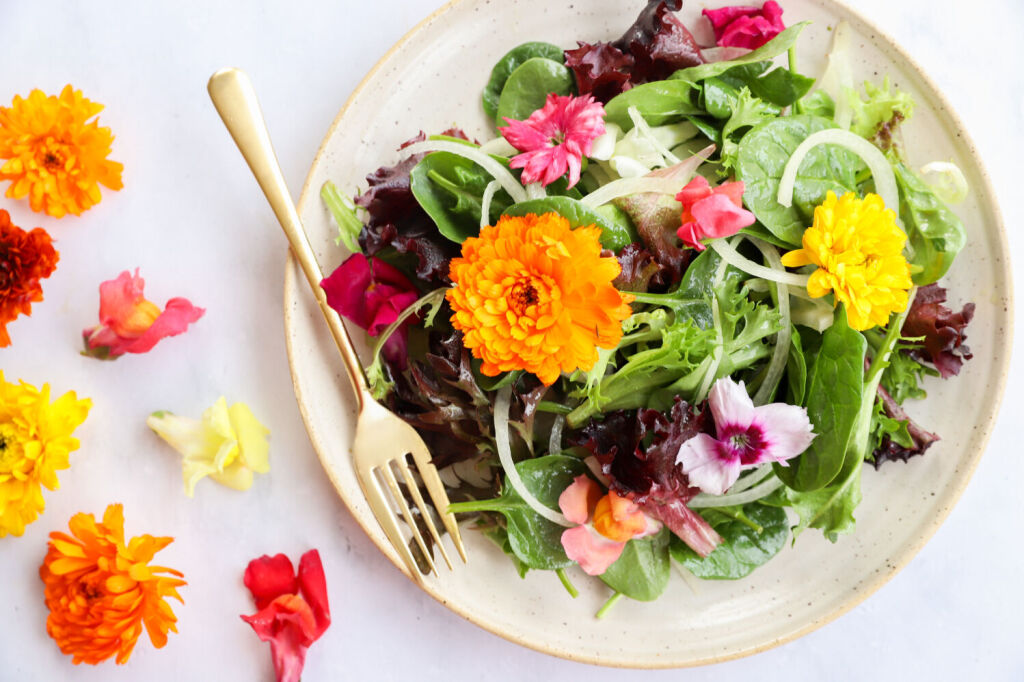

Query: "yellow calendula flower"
<box><xmin>147</xmin><ymin>397</ymin><xmax>269</xmax><ymax>496</ymax></box>
<box><xmin>0</xmin><ymin>85</ymin><xmax>124</xmax><ymax>218</ymax></box>
<box><xmin>781</xmin><ymin>192</ymin><xmax>912</xmax><ymax>331</ymax></box>
<box><xmin>0</xmin><ymin>372</ymin><xmax>92</xmax><ymax>537</ymax></box>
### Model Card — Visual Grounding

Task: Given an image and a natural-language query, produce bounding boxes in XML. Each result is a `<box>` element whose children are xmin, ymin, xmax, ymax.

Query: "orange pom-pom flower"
<box><xmin>0</xmin><ymin>209</ymin><xmax>58</xmax><ymax>346</ymax></box>
<box><xmin>446</xmin><ymin>212</ymin><xmax>634</xmax><ymax>385</ymax></box>
<box><xmin>39</xmin><ymin>504</ymin><xmax>185</xmax><ymax>665</ymax></box>
<box><xmin>0</xmin><ymin>85</ymin><xmax>123</xmax><ymax>218</ymax></box>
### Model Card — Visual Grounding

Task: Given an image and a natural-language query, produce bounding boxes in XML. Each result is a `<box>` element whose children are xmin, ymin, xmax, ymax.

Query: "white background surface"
<box><xmin>0</xmin><ymin>1</ymin><xmax>1020</xmax><ymax>680</ymax></box>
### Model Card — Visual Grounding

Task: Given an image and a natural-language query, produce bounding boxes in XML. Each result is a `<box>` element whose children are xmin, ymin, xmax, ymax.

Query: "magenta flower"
<box><xmin>500</xmin><ymin>93</ymin><xmax>606</xmax><ymax>188</ymax></box>
<box><xmin>320</xmin><ymin>254</ymin><xmax>419</xmax><ymax>368</ymax></box>
<box><xmin>677</xmin><ymin>377</ymin><xmax>814</xmax><ymax>495</ymax></box>
<box><xmin>675</xmin><ymin>175</ymin><xmax>756</xmax><ymax>250</ymax></box>
<box><xmin>703</xmin><ymin>1</ymin><xmax>786</xmax><ymax>50</ymax></box>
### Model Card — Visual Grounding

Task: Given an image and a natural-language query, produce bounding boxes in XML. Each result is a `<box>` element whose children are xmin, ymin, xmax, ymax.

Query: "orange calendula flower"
<box><xmin>447</xmin><ymin>212</ymin><xmax>634</xmax><ymax>385</ymax></box>
<box><xmin>0</xmin><ymin>85</ymin><xmax>123</xmax><ymax>218</ymax></box>
<box><xmin>40</xmin><ymin>504</ymin><xmax>185</xmax><ymax>665</ymax></box>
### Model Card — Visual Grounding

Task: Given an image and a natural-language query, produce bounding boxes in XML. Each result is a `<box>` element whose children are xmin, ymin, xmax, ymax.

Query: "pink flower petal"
<box><xmin>557</xmin><ymin>475</ymin><xmax>601</xmax><ymax>525</ymax></box>
<box><xmin>296</xmin><ymin>550</ymin><xmax>331</xmax><ymax>639</ymax></box>
<box><xmin>677</xmin><ymin>221</ymin><xmax>707</xmax><ymax>251</ymax></box>
<box><xmin>709</xmin><ymin>377</ymin><xmax>756</xmax><ymax>434</ymax></box>
<box><xmin>97</xmin><ymin>269</ymin><xmax>145</xmax><ymax>330</ymax></box>
<box><xmin>560</xmin><ymin>525</ymin><xmax>626</xmax><ymax>576</ymax></box>
<box><xmin>117</xmin><ymin>297</ymin><xmax>205</xmax><ymax>355</ymax></box>
<box><xmin>703</xmin><ymin>1</ymin><xmax>786</xmax><ymax>49</ymax></box>
<box><xmin>675</xmin><ymin>175</ymin><xmax>713</xmax><ymax>207</ymax></box>
<box><xmin>713</xmin><ymin>180</ymin><xmax>747</xmax><ymax>208</ymax></box>
<box><xmin>690</xmin><ymin>193</ymin><xmax>756</xmax><ymax>239</ymax></box>
<box><xmin>752</xmin><ymin>402</ymin><xmax>816</xmax><ymax>463</ymax></box>
<box><xmin>244</xmin><ymin>554</ymin><xmax>298</xmax><ymax>610</ymax></box>
<box><xmin>677</xmin><ymin>433</ymin><xmax>741</xmax><ymax>495</ymax></box>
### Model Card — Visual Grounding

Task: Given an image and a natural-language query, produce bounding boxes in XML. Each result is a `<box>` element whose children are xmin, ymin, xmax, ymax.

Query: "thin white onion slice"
<box><xmin>689</xmin><ymin>474</ymin><xmax>784</xmax><ymax>508</ymax></box>
<box><xmin>920</xmin><ymin>161</ymin><xmax>969</xmax><ymax>204</ymax></box>
<box><xmin>479</xmin><ymin>180</ymin><xmax>500</xmax><ymax>229</ymax></box>
<box><xmin>581</xmin><ymin>145</ymin><xmax>713</xmax><ymax>208</ymax></box>
<box><xmin>494</xmin><ymin>386</ymin><xmax>571</xmax><ymax>527</ymax></box>
<box><xmin>479</xmin><ymin>135</ymin><xmax>518</xmax><ymax>157</ymax></box>
<box><xmin>628</xmin><ymin>106</ymin><xmax>682</xmax><ymax>166</ymax></box>
<box><xmin>404</xmin><ymin>140</ymin><xmax>529</xmax><ymax>203</ymax></box>
<box><xmin>548</xmin><ymin>414</ymin><xmax>565</xmax><ymax>456</ymax></box>
<box><xmin>750</xmin><ymin>238</ymin><xmax>792</xmax><ymax>407</ymax></box>
<box><xmin>525</xmin><ymin>182</ymin><xmax>546</xmax><ymax>200</ymax></box>
<box><xmin>710</xmin><ymin>239</ymin><xmax>811</xmax><ymax>288</ymax></box>
<box><xmin>776</xmin><ymin>128</ymin><xmax>900</xmax><ymax>212</ymax></box>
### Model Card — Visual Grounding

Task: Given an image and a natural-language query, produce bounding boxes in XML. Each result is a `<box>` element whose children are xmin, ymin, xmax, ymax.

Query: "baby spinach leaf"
<box><xmin>669</xmin><ymin>503</ymin><xmax>788</xmax><ymax>579</ymax></box>
<box><xmin>735</xmin><ymin>115</ymin><xmax>866</xmax><ymax>246</ymax></box>
<box><xmin>483</xmin><ymin>42</ymin><xmax>565</xmax><ymax>120</ymax></box>
<box><xmin>495</xmin><ymin>57</ymin><xmax>576</xmax><ymax>124</ymax></box>
<box><xmin>719</xmin><ymin>62</ymin><xmax>815</xmax><ymax>108</ymax></box>
<box><xmin>410</xmin><ymin>151</ymin><xmax>513</xmax><ymax>243</ymax></box>
<box><xmin>481</xmin><ymin>525</ymin><xmax>529</xmax><ymax>578</ymax></box>
<box><xmin>605</xmin><ymin>79</ymin><xmax>703</xmax><ymax>130</ymax></box>
<box><xmin>599</xmin><ymin>528</ymin><xmax>671</xmax><ymax>601</ymax></box>
<box><xmin>447</xmin><ymin>454</ymin><xmax>587</xmax><ymax>570</ymax></box>
<box><xmin>786</xmin><ymin>326</ymin><xmax>808</xmax><ymax>405</ymax></box>
<box><xmin>502</xmin><ymin>196</ymin><xmax>638</xmax><ymax>251</ymax></box>
<box><xmin>775</xmin><ymin>308</ymin><xmax>865</xmax><ymax>491</ymax></box>
<box><xmin>891</xmin><ymin>160</ymin><xmax>966</xmax><ymax>285</ymax></box>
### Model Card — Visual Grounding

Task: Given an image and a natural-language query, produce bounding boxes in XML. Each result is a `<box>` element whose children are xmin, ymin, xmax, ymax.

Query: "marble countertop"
<box><xmin>1</xmin><ymin>1</ymin><xmax>1020</xmax><ymax>680</ymax></box>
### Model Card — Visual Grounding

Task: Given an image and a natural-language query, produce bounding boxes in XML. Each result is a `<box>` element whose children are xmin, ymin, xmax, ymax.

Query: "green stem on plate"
<box><xmin>595</xmin><ymin>592</ymin><xmax>624</xmax><ymax>620</ymax></box>
<box><xmin>556</xmin><ymin>568</ymin><xmax>579</xmax><ymax>599</ymax></box>
<box><xmin>788</xmin><ymin>46</ymin><xmax>805</xmax><ymax>115</ymax></box>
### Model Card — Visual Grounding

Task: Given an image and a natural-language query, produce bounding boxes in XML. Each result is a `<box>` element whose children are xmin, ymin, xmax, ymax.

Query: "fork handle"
<box><xmin>208</xmin><ymin>67</ymin><xmax>368</xmax><ymax>407</ymax></box>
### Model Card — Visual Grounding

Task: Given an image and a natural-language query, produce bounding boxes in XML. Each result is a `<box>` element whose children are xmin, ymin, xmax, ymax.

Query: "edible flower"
<box><xmin>677</xmin><ymin>377</ymin><xmax>814</xmax><ymax>495</ymax></box>
<box><xmin>320</xmin><ymin>253</ymin><xmax>419</xmax><ymax>369</ymax></box>
<box><xmin>0</xmin><ymin>208</ymin><xmax>59</xmax><ymax>346</ymax></box>
<box><xmin>558</xmin><ymin>475</ymin><xmax>660</xmax><ymax>576</ymax></box>
<box><xmin>500</xmin><ymin>93</ymin><xmax>606</xmax><ymax>188</ymax></box>
<box><xmin>0</xmin><ymin>85</ymin><xmax>123</xmax><ymax>217</ymax></box>
<box><xmin>147</xmin><ymin>397</ymin><xmax>270</xmax><ymax>496</ymax></box>
<box><xmin>0</xmin><ymin>373</ymin><xmax>91</xmax><ymax>537</ymax></box>
<box><xmin>781</xmin><ymin>192</ymin><xmax>912</xmax><ymax>331</ymax></box>
<box><xmin>82</xmin><ymin>269</ymin><xmax>205</xmax><ymax>358</ymax></box>
<box><xmin>447</xmin><ymin>212</ymin><xmax>634</xmax><ymax>385</ymax></box>
<box><xmin>675</xmin><ymin>175</ymin><xmax>755</xmax><ymax>250</ymax></box>
<box><xmin>241</xmin><ymin>550</ymin><xmax>331</xmax><ymax>682</ymax></box>
<box><xmin>703</xmin><ymin>1</ymin><xmax>786</xmax><ymax>50</ymax></box>
<box><xmin>39</xmin><ymin>504</ymin><xmax>186</xmax><ymax>664</ymax></box>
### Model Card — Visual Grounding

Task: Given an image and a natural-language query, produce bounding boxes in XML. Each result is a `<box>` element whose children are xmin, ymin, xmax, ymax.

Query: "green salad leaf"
<box><xmin>502</xmin><ymin>196</ymin><xmax>638</xmax><ymax>251</ymax></box>
<box><xmin>763</xmin><ymin>452</ymin><xmax>862</xmax><ymax>542</ymax></box>
<box><xmin>735</xmin><ymin>114</ymin><xmax>867</xmax><ymax>246</ymax></box>
<box><xmin>495</xmin><ymin>57</ymin><xmax>576</xmax><ymax>123</ymax></box>
<box><xmin>718</xmin><ymin>61</ymin><xmax>816</xmax><ymax>108</ymax></box>
<box><xmin>775</xmin><ymin>308</ymin><xmax>866</xmax><ymax>491</ymax></box>
<box><xmin>891</xmin><ymin>159</ymin><xmax>966</xmax><ymax>285</ymax></box>
<box><xmin>670</xmin><ymin>503</ymin><xmax>788</xmax><ymax>579</ymax></box>
<box><xmin>447</xmin><ymin>454</ymin><xmax>586</xmax><ymax>570</ymax></box>
<box><xmin>410</xmin><ymin>151</ymin><xmax>513</xmax><ymax>243</ymax></box>
<box><xmin>599</xmin><ymin>528</ymin><xmax>671</xmax><ymax>601</ymax></box>
<box><xmin>482</xmin><ymin>42</ymin><xmax>565</xmax><ymax>120</ymax></box>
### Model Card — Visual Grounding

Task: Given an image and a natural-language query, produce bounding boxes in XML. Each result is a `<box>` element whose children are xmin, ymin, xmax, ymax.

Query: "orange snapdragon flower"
<box><xmin>446</xmin><ymin>212</ymin><xmax>634</xmax><ymax>385</ymax></box>
<box><xmin>0</xmin><ymin>85</ymin><xmax>123</xmax><ymax>217</ymax></box>
<box><xmin>39</xmin><ymin>504</ymin><xmax>185</xmax><ymax>665</ymax></box>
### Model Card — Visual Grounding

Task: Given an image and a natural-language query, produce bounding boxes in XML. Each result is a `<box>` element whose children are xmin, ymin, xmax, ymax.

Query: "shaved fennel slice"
<box><xmin>404</xmin><ymin>140</ymin><xmax>529</xmax><ymax>203</ymax></box>
<box><xmin>920</xmin><ymin>161</ymin><xmax>969</xmax><ymax>204</ymax></box>
<box><xmin>776</xmin><ymin>129</ymin><xmax>899</xmax><ymax>212</ymax></box>
<box><xmin>581</xmin><ymin>145</ymin><xmax>713</xmax><ymax>208</ymax></box>
<box><xmin>479</xmin><ymin>135</ymin><xmax>518</xmax><ymax>157</ymax></box>
<box><xmin>750</xmin><ymin>238</ymin><xmax>792</xmax><ymax>407</ymax></box>
<box><xmin>480</xmin><ymin>180</ymin><xmax>500</xmax><ymax>229</ymax></box>
<box><xmin>710</xmin><ymin>239</ymin><xmax>811</xmax><ymax>288</ymax></box>
<box><xmin>689</xmin><ymin>475</ymin><xmax>784</xmax><ymax>508</ymax></box>
<box><xmin>816</xmin><ymin>20</ymin><xmax>853</xmax><ymax>129</ymax></box>
<box><xmin>494</xmin><ymin>386</ymin><xmax>571</xmax><ymax>527</ymax></box>
<box><xmin>549</xmin><ymin>415</ymin><xmax>565</xmax><ymax>456</ymax></box>
<box><xmin>628</xmin><ymin>106</ymin><xmax>681</xmax><ymax>166</ymax></box>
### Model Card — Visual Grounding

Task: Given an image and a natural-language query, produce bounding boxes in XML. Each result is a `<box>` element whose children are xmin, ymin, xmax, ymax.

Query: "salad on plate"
<box><xmin>317</xmin><ymin>0</ymin><xmax>975</xmax><ymax>616</ymax></box>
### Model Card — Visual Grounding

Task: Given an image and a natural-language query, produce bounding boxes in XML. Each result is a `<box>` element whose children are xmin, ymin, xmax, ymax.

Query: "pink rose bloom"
<box><xmin>82</xmin><ymin>269</ymin><xmax>204</xmax><ymax>358</ymax></box>
<box><xmin>558</xmin><ymin>475</ymin><xmax>661</xmax><ymax>576</ymax></box>
<box><xmin>677</xmin><ymin>377</ymin><xmax>815</xmax><ymax>495</ymax></box>
<box><xmin>675</xmin><ymin>175</ymin><xmax>755</xmax><ymax>250</ymax></box>
<box><xmin>703</xmin><ymin>1</ymin><xmax>786</xmax><ymax>50</ymax></box>
<box><xmin>320</xmin><ymin>253</ymin><xmax>419</xmax><ymax>368</ymax></box>
<box><xmin>500</xmin><ymin>93</ymin><xmax>606</xmax><ymax>188</ymax></box>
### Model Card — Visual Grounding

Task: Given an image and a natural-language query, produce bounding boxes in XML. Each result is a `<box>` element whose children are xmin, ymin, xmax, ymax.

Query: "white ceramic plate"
<box><xmin>284</xmin><ymin>0</ymin><xmax>1012</xmax><ymax>668</ymax></box>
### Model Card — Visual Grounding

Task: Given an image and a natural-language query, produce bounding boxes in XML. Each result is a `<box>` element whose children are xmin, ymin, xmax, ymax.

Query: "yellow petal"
<box><xmin>228</xmin><ymin>402</ymin><xmax>270</xmax><ymax>474</ymax></box>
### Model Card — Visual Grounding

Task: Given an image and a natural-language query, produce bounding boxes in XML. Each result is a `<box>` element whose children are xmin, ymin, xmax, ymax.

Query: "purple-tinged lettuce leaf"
<box><xmin>613</xmin><ymin>0</ymin><xmax>705</xmax><ymax>84</ymax></box>
<box><xmin>901</xmin><ymin>283</ymin><xmax>975</xmax><ymax>379</ymax></box>
<box><xmin>564</xmin><ymin>41</ymin><xmax>635</xmax><ymax>104</ymax></box>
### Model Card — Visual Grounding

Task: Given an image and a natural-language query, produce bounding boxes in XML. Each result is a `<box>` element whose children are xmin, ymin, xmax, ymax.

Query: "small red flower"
<box><xmin>703</xmin><ymin>1</ymin><xmax>786</xmax><ymax>50</ymax></box>
<box><xmin>675</xmin><ymin>176</ymin><xmax>755</xmax><ymax>250</ymax></box>
<box><xmin>241</xmin><ymin>550</ymin><xmax>331</xmax><ymax>682</ymax></box>
<box><xmin>0</xmin><ymin>208</ymin><xmax>58</xmax><ymax>346</ymax></box>
<box><xmin>81</xmin><ymin>269</ymin><xmax>204</xmax><ymax>358</ymax></box>
<box><xmin>320</xmin><ymin>253</ymin><xmax>419</xmax><ymax>368</ymax></box>
<box><xmin>500</xmin><ymin>93</ymin><xmax>606</xmax><ymax>188</ymax></box>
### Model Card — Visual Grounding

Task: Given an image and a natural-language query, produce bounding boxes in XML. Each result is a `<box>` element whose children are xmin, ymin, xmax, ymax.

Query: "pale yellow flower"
<box><xmin>147</xmin><ymin>398</ymin><xmax>269</xmax><ymax>496</ymax></box>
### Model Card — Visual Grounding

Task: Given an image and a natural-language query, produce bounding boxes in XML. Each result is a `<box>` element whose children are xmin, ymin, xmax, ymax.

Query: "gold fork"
<box><xmin>208</xmin><ymin>67</ymin><xmax>466</xmax><ymax>578</ymax></box>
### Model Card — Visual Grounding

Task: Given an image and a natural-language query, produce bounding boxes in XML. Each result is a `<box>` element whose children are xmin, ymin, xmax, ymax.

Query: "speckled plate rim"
<box><xmin>282</xmin><ymin>0</ymin><xmax>1013</xmax><ymax>668</ymax></box>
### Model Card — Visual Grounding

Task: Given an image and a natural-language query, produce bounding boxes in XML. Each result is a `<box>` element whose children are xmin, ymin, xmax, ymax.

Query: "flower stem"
<box><xmin>536</xmin><ymin>401</ymin><xmax>574</xmax><ymax>415</ymax></box>
<box><xmin>595</xmin><ymin>592</ymin><xmax>624</xmax><ymax>619</ymax></box>
<box><xmin>788</xmin><ymin>46</ymin><xmax>806</xmax><ymax>115</ymax></box>
<box><xmin>556</xmin><ymin>568</ymin><xmax>579</xmax><ymax>598</ymax></box>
